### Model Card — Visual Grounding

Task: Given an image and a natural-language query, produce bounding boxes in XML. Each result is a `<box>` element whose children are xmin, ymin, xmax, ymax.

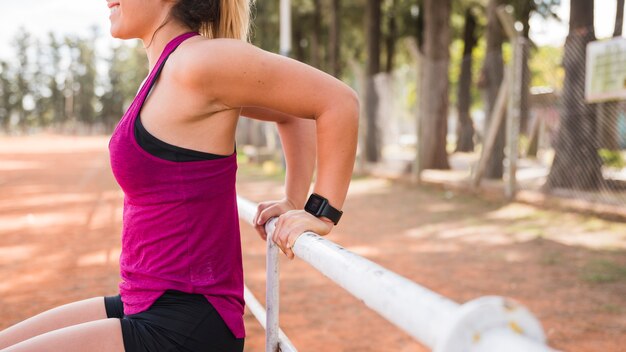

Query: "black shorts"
<box><xmin>104</xmin><ymin>289</ymin><xmax>244</xmax><ymax>352</ymax></box>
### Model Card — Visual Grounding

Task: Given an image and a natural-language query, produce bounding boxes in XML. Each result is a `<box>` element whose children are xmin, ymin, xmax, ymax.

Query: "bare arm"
<box><xmin>178</xmin><ymin>39</ymin><xmax>359</xmax><ymax>258</ymax></box>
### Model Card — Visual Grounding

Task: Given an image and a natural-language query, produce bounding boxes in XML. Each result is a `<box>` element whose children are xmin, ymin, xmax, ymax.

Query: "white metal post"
<box><xmin>279</xmin><ymin>0</ymin><xmax>291</xmax><ymax>57</ymax></box>
<box><xmin>243</xmin><ymin>285</ymin><xmax>297</xmax><ymax>352</ymax></box>
<box><xmin>265</xmin><ymin>218</ymin><xmax>280</xmax><ymax>352</ymax></box>
<box><xmin>236</xmin><ymin>197</ymin><xmax>282</xmax><ymax>351</ymax></box>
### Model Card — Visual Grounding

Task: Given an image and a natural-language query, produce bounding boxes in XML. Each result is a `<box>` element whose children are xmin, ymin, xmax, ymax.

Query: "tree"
<box><xmin>12</xmin><ymin>29</ymin><xmax>32</xmax><ymax>133</ymax></box>
<box><xmin>100</xmin><ymin>45</ymin><xmax>125</xmax><ymax>132</ymax></box>
<box><xmin>47</xmin><ymin>32</ymin><xmax>66</xmax><ymax>128</ymax></box>
<box><xmin>31</xmin><ymin>39</ymin><xmax>51</xmax><ymax>128</ymax></box>
<box><xmin>74</xmin><ymin>30</ymin><xmax>98</xmax><ymax>130</ymax></box>
<box><xmin>480</xmin><ymin>0</ymin><xmax>505</xmax><ymax>179</ymax></box>
<box><xmin>249</xmin><ymin>0</ymin><xmax>280</xmax><ymax>53</ymax></box>
<box><xmin>101</xmin><ymin>40</ymin><xmax>148</xmax><ymax>133</ymax></box>
<box><xmin>546</xmin><ymin>0</ymin><xmax>603</xmax><ymax>190</ymax></box>
<box><xmin>0</xmin><ymin>61</ymin><xmax>15</xmax><ymax>132</ymax></box>
<box><xmin>329</xmin><ymin>0</ymin><xmax>342</xmax><ymax>77</ymax></box>
<box><xmin>455</xmin><ymin>6</ymin><xmax>478</xmax><ymax>152</ymax></box>
<box><xmin>364</xmin><ymin>0</ymin><xmax>382</xmax><ymax>162</ymax></box>
<box><xmin>419</xmin><ymin>0</ymin><xmax>451</xmax><ymax>170</ymax></box>
<box><xmin>616</xmin><ymin>0</ymin><xmax>625</xmax><ymax>37</ymax></box>
<box><xmin>383</xmin><ymin>0</ymin><xmax>397</xmax><ymax>73</ymax></box>
<box><xmin>311</xmin><ymin>0</ymin><xmax>323</xmax><ymax>69</ymax></box>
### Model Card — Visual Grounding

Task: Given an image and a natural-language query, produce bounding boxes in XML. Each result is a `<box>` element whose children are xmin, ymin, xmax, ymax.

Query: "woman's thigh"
<box><xmin>0</xmin><ymin>296</ymin><xmax>108</xmax><ymax>349</ymax></box>
<box><xmin>1</xmin><ymin>318</ymin><xmax>124</xmax><ymax>352</ymax></box>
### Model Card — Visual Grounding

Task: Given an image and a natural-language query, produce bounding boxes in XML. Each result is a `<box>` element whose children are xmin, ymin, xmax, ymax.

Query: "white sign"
<box><xmin>585</xmin><ymin>37</ymin><xmax>626</xmax><ymax>103</ymax></box>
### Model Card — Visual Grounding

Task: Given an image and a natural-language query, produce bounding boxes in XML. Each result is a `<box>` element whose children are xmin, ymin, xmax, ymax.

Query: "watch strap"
<box><xmin>318</xmin><ymin>203</ymin><xmax>343</xmax><ymax>225</ymax></box>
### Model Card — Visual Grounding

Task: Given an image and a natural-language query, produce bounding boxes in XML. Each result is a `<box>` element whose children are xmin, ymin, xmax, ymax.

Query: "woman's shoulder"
<box><xmin>170</xmin><ymin>37</ymin><xmax>280</xmax><ymax>94</ymax></box>
<box><xmin>177</xmin><ymin>37</ymin><xmax>264</xmax><ymax>68</ymax></box>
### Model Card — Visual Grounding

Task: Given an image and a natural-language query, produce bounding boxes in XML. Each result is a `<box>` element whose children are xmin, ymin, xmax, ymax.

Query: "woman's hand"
<box><xmin>253</xmin><ymin>198</ymin><xmax>298</xmax><ymax>240</ymax></box>
<box><xmin>272</xmin><ymin>210</ymin><xmax>334</xmax><ymax>260</ymax></box>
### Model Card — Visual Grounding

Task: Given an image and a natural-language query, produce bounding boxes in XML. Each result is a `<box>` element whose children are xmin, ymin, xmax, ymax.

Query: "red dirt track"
<box><xmin>1</xmin><ymin>134</ymin><xmax>625</xmax><ymax>351</ymax></box>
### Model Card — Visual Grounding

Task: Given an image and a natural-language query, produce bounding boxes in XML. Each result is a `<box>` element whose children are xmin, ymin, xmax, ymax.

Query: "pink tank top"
<box><xmin>108</xmin><ymin>31</ymin><xmax>245</xmax><ymax>338</ymax></box>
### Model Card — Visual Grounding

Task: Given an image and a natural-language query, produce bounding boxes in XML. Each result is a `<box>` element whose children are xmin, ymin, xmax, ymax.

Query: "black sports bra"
<box><xmin>134</xmin><ymin>115</ymin><xmax>235</xmax><ymax>162</ymax></box>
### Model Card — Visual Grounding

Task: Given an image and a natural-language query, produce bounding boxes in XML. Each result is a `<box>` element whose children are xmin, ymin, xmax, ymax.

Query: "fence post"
<box><xmin>497</xmin><ymin>5</ymin><xmax>523</xmax><ymax>200</ymax></box>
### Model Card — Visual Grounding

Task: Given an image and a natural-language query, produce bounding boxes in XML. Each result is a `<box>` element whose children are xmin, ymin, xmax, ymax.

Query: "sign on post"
<box><xmin>585</xmin><ymin>37</ymin><xmax>626</xmax><ymax>103</ymax></box>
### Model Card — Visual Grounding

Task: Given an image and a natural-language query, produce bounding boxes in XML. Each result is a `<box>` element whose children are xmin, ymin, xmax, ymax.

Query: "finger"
<box><xmin>254</xmin><ymin>210</ymin><xmax>268</xmax><ymax>237</ymax></box>
<box><xmin>285</xmin><ymin>230</ymin><xmax>299</xmax><ymax>260</ymax></box>
<box><xmin>277</xmin><ymin>215</ymin><xmax>294</xmax><ymax>250</ymax></box>
<box><xmin>254</xmin><ymin>202</ymin><xmax>271</xmax><ymax>225</ymax></box>
<box><xmin>288</xmin><ymin>231</ymin><xmax>304</xmax><ymax>250</ymax></box>
<box><xmin>274</xmin><ymin>216</ymin><xmax>292</xmax><ymax>251</ymax></box>
<box><xmin>270</xmin><ymin>215</ymin><xmax>283</xmax><ymax>246</ymax></box>
<box><xmin>273</xmin><ymin>223</ymin><xmax>288</xmax><ymax>256</ymax></box>
<box><xmin>279</xmin><ymin>223</ymin><xmax>300</xmax><ymax>260</ymax></box>
<box><xmin>257</xmin><ymin>206</ymin><xmax>277</xmax><ymax>226</ymax></box>
<box><xmin>253</xmin><ymin>204</ymin><xmax>264</xmax><ymax>227</ymax></box>
<box><xmin>254</xmin><ymin>223</ymin><xmax>267</xmax><ymax>240</ymax></box>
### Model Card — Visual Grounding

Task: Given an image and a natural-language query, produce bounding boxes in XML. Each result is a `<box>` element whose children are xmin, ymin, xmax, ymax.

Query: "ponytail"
<box><xmin>171</xmin><ymin>0</ymin><xmax>254</xmax><ymax>42</ymax></box>
<box><xmin>209</xmin><ymin>0</ymin><xmax>253</xmax><ymax>41</ymax></box>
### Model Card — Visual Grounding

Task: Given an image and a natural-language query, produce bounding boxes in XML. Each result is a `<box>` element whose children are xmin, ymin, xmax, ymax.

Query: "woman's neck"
<box><xmin>142</xmin><ymin>21</ymin><xmax>194</xmax><ymax>72</ymax></box>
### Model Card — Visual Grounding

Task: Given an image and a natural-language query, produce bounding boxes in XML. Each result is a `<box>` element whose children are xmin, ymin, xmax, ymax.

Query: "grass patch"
<box><xmin>598</xmin><ymin>148</ymin><xmax>625</xmax><ymax>168</ymax></box>
<box><xmin>581</xmin><ymin>217</ymin><xmax>610</xmax><ymax>232</ymax></box>
<box><xmin>580</xmin><ymin>259</ymin><xmax>626</xmax><ymax>284</ymax></box>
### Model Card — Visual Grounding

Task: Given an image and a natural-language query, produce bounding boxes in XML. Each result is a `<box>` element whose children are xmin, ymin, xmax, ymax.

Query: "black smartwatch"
<box><xmin>304</xmin><ymin>193</ymin><xmax>343</xmax><ymax>225</ymax></box>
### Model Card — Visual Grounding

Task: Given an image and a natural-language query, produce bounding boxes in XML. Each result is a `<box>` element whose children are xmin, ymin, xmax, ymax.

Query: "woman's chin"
<box><xmin>109</xmin><ymin>25</ymin><xmax>120</xmax><ymax>38</ymax></box>
<box><xmin>109</xmin><ymin>26</ymin><xmax>128</xmax><ymax>40</ymax></box>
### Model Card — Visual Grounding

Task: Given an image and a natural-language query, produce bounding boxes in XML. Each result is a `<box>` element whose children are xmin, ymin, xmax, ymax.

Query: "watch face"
<box><xmin>305</xmin><ymin>194</ymin><xmax>326</xmax><ymax>215</ymax></box>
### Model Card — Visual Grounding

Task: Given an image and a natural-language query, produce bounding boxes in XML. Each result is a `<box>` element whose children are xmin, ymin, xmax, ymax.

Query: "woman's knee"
<box><xmin>1</xmin><ymin>318</ymin><xmax>124</xmax><ymax>352</ymax></box>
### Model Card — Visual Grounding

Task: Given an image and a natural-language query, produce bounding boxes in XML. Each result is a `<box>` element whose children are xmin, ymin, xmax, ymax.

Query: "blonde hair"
<box><xmin>201</xmin><ymin>0</ymin><xmax>254</xmax><ymax>42</ymax></box>
<box><xmin>169</xmin><ymin>0</ymin><xmax>254</xmax><ymax>42</ymax></box>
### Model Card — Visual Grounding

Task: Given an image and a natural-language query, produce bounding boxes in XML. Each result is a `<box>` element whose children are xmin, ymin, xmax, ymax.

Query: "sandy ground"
<box><xmin>1</xmin><ymin>134</ymin><xmax>625</xmax><ymax>352</ymax></box>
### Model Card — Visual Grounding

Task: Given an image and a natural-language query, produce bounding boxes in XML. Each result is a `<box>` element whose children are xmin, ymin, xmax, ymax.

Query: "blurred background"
<box><xmin>0</xmin><ymin>0</ymin><xmax>625</xmax><ymax>351</ymax></box>
<box><xmin>0</xmin><ymin>0</ymin><xmax>624</xmax><ymax>203</ymax></box>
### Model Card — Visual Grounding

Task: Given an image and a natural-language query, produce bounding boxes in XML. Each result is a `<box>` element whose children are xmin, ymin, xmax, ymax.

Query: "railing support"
<box><xmin>265</xmin><ymin>217</ymin><xmax>280</xmax><ymax>351</ymax></box>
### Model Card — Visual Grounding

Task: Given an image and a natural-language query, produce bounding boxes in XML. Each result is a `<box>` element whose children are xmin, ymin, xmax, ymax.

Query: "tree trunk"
<box><xmin>329</xmin><ymin>0</ymin><xmax>341</xmax><ymax>77</ymax></box>
<box><xmin>455</xmin><ymin>8</ymin><xmax>477</xmax><ymax>153</ymax></box>
<box><xmin>311</xmin><ymin>0</ymin><xmax>322</xmax><ymax>69</ymax></box>
<box><xmin>293</xmin><ymin>13</ymin><xmax>306</xmax><ymax>62</ymax></box>
<box><xmin>384</xmin><ymin>0</ymin><xmax>397</xmax><ymax>73</ymax></box>
<box><xmin>546</xmin><ymin>0</ymin><xmax>603</xmax><ymax>190</ymax></box>
<box><xmin>481</xmin><ymin>0</ymin><xmax>505</xmax><ymax>179</ymax></box>
<box><xmin>598</xmin><ymin>0</ymin><xmax>624</xmax><ymax>150</ymax></box>
<box><xmin>365</xmin><ymin>0</ymin><xmax>382</xmax><ymax>162</ymax></box>
<box><xmin>615</xmin><ymin>0</ymin><xmax>624</xmax><ymax>37</ymax></box>
<box><xmin>419</xmin><ymin>0</ymin><xmax>451</xmax><ymax>170</ymax></box>
<box><xmin>519</xmin><ymin>1</ymin><xmax>532</xmax><ymax>135</ymax></box>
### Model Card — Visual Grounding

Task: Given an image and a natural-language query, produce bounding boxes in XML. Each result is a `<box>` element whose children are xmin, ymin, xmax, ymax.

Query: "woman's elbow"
<box><xmin>345</xmin><ymin>88</ymin><xmax>360</xmax><ymax>129</ymax></box>
<box><xmin>339</xmin><ymin>87</ymin><xmax>360</xmax><ymax>125</ymax></box>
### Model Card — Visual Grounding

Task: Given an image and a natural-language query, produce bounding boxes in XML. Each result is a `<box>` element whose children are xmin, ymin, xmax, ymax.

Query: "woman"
<box><xmin>0</xmin><ymin>0</ymin><xmax>358</xmax><ymax>350</ymax></box>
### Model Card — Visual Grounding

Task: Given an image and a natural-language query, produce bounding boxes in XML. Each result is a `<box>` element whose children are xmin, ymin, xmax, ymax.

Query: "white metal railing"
<box><xmin>237</xmin><ymin>196</ymin><xmax>558</xmax><ymax>352</ymax></box>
